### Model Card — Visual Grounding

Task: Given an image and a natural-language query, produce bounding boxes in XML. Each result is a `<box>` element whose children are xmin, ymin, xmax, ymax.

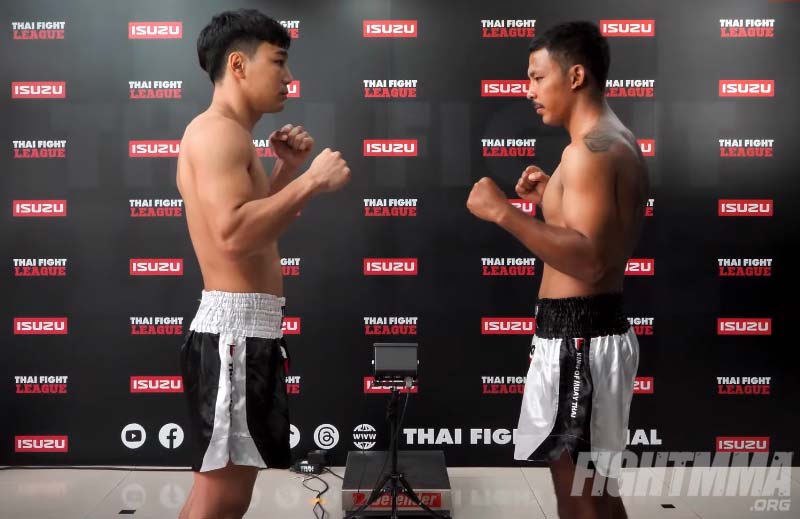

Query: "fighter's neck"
<box><xmin>208</xmin><ymin>87</ymin><xmax>262</xmax><ymax>132</ymax></box>
<box><xmin>564</xmin><ymin>95</ymin><xmax>610</xmax><ymax>142</ymax></box>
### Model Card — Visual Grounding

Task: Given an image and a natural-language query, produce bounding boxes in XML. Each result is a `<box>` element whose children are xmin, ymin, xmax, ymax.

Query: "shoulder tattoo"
<box><xmin>583</xmin><ymin>129</ymin><xmax>614</xmax><ymax>153</ymax></box>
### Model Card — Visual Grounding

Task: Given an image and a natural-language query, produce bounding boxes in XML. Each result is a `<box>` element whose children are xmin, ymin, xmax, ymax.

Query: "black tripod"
<box><xmin>345</xmin><ymin>385</ymin><xmax>449</xmax><ymax>519</ymax></box>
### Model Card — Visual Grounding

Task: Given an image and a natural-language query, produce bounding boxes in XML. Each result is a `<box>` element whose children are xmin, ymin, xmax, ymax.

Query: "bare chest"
<box><xmin>541</xmin><ymin>165</ymin><xmax>564</xmax><ymax>224</ymax></box>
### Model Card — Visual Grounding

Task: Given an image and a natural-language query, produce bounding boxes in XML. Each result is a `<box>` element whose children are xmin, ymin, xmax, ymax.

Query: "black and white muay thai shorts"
<box><xmin>514</xmin><ymin>293</ymin><xmax>639</xmax><ymax>478</ymax></box>
<box><xmin>179</xmin><ymin>290</ymin><xmax>291</xmax><ymax>472</ymax></box>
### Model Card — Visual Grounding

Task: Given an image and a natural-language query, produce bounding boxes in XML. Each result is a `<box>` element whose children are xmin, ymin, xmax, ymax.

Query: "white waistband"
<box><xmin>189</xmin><ymin>291</ymin><xmax>286</xmax><ymax>339</ymax></box>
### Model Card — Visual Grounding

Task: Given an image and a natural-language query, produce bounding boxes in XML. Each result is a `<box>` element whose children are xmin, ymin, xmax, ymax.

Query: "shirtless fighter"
<box><xmin>467</xmin><ymin>21</ymin><xmax>649</xmax><ymax>519</ymax></box>
<box><xmin>175</xmin><ymin>9</ymin><xmax>350</xmax><ymax>519</ymax></box>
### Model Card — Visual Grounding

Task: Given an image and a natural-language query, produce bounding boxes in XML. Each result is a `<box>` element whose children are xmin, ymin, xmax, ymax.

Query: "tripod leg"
<box><xmin>344</xmin><ymin>472</ymin><xmax>392</xmax><ymax>519</ymax></box>
<box><xmin>397</xmin><ymin>475</ymin><xmax>450</xmax><ymax>518</ymax></box>
<box><xmin>391</xmin><ymin>476</ymin><xmax>399</xmax><ymax>519</ymax></box>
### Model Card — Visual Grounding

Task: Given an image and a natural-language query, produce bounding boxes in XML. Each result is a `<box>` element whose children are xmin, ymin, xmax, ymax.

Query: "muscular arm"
<box><xmin>190</xmin><ymin>121</ymin><xmax>318</xmax><ymax>257</ymax></box>
<box><xmin>495</xmin><ymin>144</ymin><xmax>620</xmax><ymax>284</ymax></box>
<box><xmin>268</xmin><ymin>159</ymin><xmax>296</xmax><ymax>195</ymax></box>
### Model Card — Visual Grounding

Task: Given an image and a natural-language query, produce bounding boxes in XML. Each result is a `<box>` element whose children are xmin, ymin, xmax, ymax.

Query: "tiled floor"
<box><xmin>0</xmin><ymin>466</ymin><xmax>797</xmax><ymax>518</ymax></box>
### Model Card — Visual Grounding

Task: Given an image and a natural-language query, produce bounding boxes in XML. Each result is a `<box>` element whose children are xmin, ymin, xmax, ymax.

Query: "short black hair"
<box><xmin>529</xmin><ymin>21</ymin><xmax>610</xmax><ymax>93</ymax></box>
<box><xmin>197</xmin><ymin>9</ymin><xmax>291</xmax><ymax>83</ymax></box>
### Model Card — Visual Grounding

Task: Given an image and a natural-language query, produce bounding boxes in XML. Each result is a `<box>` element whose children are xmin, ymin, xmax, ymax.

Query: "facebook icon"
<box><xmin>158</xmin><ymin>423</ymin><xmax>184</xmax><ymax>449</ymax></box>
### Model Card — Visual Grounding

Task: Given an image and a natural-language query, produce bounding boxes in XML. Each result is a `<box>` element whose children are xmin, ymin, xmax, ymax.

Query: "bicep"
<box><xmin>191</xmin><ymin>133</ymin><xmax>253</xmax><ymax>238</ymax></box>
<box><xmin>560</xmin><ymin>149</ymin><xmax>618</xmax><ymax>244</ymax></box>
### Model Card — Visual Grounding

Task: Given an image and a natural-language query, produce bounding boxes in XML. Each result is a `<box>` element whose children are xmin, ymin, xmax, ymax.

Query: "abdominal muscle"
<box><xmin>184</xmin><ymin>201</ymin><xmax>284</xmax><ymax>297</ymax></box>
<box><xmin>538</xmin><ymin>264</ymin><xmax>623</xmax><ymax>300</ymax></box>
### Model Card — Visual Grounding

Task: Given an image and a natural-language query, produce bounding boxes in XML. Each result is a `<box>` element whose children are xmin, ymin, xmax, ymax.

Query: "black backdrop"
<box><xmin>2</xmin><ymin>0</ymin><xmax>798</xmax><ymax>467</ymax></box>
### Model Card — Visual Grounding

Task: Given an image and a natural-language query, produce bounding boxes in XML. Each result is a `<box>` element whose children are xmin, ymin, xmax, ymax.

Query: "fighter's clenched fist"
<box><xmin>307</xmin><ymin>148</ymin><xmax>351</xmax><ymax>193</ymax></box>
<box><xmin>515</xmin><ymin>165</ymin><xmax>550</xmax><ymax>205</ymax></box>
<box><xmin>269</xmin><ymin>124</ymin><xmax>314</xmax><ymax>169</ymax></box>
<box><xmin>467</xmin><ymin>177</ymin><xmax>510</xmax><ymax>223</ymax></box>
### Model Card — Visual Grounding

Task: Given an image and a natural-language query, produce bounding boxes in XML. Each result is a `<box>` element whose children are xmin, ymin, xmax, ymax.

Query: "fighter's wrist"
<box><xmin>277</xmin><ymin>157</ymin><xmax>300</xmax><ymax>173</ymax></box>
<box><xmin>493</xmin><ymin>202</ymin><xmax>513</xmax><ymax>226</ymax></box>
<box><xmin>302</xmin><ymin>170</ymin><xmax>324</xmax><ymax>194</ymax></box>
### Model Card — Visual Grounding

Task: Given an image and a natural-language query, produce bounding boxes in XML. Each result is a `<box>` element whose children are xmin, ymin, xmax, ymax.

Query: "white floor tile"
<box><xmin>520</xmin><ymin>467</ymin><xmax>558</xmax><ymax>518</ymax></box>
<box><xmin>246</xmin><ymin>469</ymin><xmax>343</xmax><ymax>519</ymax></box>
<box><xmin>449</xmin><ymin>474</ymin><xmax>544</xmax><ymax>519</ymax></box>
<box><xmin>1</xmin><ymin>466</ymin><xmax>798</xmax><ymax>519</ymax></box>
<box><xmin>635</xmin><ymin>465</ymin><xmax>797</xmax><ymax>519</ymax></box>
<box><xmin>85</xmin><ymin>470</ymin><xmax>193</xmax><ymax>519</ymax></box>
<box><xmin>522</xmin><ymin>466</ymin><xmax>701</xmax><ymax>519</ymax></box>
<box><xmin>0</xmin><ymin>469</ymin><xmax>128</xmax><ymax>519</ymax></box>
